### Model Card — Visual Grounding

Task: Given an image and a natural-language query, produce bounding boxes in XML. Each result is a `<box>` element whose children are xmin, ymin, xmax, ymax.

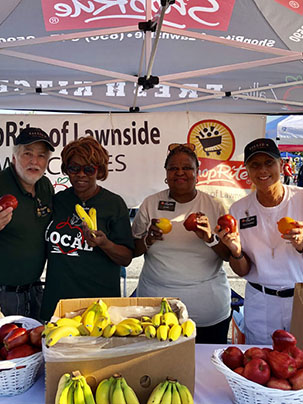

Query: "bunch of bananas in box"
<box><xmin>146</xmin><ymin>378</ymin><xmax>194</xmax><ymax>404</ymax></box>
<box><xmin>55</xmin><ymin>371</ymin><xmax>96</xmax><ymax>404</ymax></box>
<box><xmin>95</xmin><ymin>373</ymin><xmax>140</xmax><ymax>404</ymax></box>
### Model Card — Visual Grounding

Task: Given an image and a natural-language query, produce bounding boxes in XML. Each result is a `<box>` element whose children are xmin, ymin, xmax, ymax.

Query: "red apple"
<box><xmin>0</xmin><ymin>346</ymin><xmax>7</xmax><ymax>359</ymax></box>
<box><xmin>0</xmin><ymin>323</ymin><xmax>18</xmax><ymax>344</ymax></box>
<box><xmin>3</xmin><ymin>327</ymin><xmax>29</xmax><ymax>350</ymax></box>
<box><xmin>183</xmin><ymin>213</ymin><xmax>198</xmax><ymax>232</ymax></box>
<box><xmin>243</xmin><ymin>347</ymin><xmax>267</xmax><ymax>366</ymax></box>
<box><xmin>243</xmin><ymin>358</ymin><xmax>271</xmax><ymax>385</ymax></box>
<box><xmin>283</xmin><ymin>345</ymin><xmax>303</xmax><ymax>369</ymax></box>
<box><xmin>221</xmin><ymin>346</ymin><xmax>244</xmax><ymax>370</ymax></box>
<box><xmin>6</xmin><ymin>344</ymin><xmax>39</xmax><ymax>360</ymax></box>
<box><xmin>272</xmin><ymin>329</ymin><xmax>297</xmax><ymax>352</ymax></box>
<box><xmin>0</xmin><ymin>194</ymin><xmax>18</xmax><ymax>210</ymax></box>
<box><xmin>262</xmin><ymin>347</ymin><xmax>273</xmax><ymax>361</ymax></box>
<box><xmin>266</xmin><ymin>377</ymin><xmax>292</xmax><ymax>390</ymax></box>
<box><xmin>217</xmin><ymin>214</ymin><xmax>237</xmax><ymax>233</ymax></box>
<box><xmin>234</xmin><ymin>366</ymin><xmax>244</xmax><ymax>376</ymax></box>
<box><xmin>289</xmin><ymin>368</ymin><xmax>303</xmax><ymax>390</ymax></box>
<box><xmin>267</xmin><ymin>350</ymin><xmax>297</xmax><ymax>379</ymax></box>
<box><xmin>29</xmin><ymin>325</ymin><xmax>44</xmax><ymax>348</ymax></box>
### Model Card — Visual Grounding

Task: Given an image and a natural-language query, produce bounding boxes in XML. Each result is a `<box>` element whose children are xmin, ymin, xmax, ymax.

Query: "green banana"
<box><xmin>175</xmin><ymin>382</ymin><xmax>194</xmax><ymax>404</ymax></box>
<box><xmin>75</xmin><ymin>204</ymin><xmax>95</xmax><ymax>231</ymax></box>
<box><xmin>55</xmin><ymin>373</ymin><xmax>72</xmax><ymax>404</ymax></box>
<box><xmin>80</xmin><ymin>376</ymin><xmax>96</xmax><ymax>404</ymax></box>
<box><xmin>45</xmin><ymin>325</ymin><xmax>80</xmax><ymax>347</ymax></box>
<box><xmin>66</xmin><ymin>381</ymin><xmax>74</xmax><ymax>404</ymax></box>
<box><xmin>58</xmin><ymin>379</ymin><xmax>74</xmax><ymax>404</ymax></box>
<box><xmin>95</xmin><ymin>377</ymin><xmax>115</xmax><ymax>404</ymax></box>
<box><xmin>171</xmin><ymin>383</ymin><xmax>181</xmax><ymax>404</ymax></box>
<box><xmin>120</xmin><ymin>377</ymin><xmax>140</xmax><ymax>404</ymax></box>
<box><xmin>147</xmin><ymin>380</ymin><xmax>169</xmax><ymax>404</ymax></box>
<box><xmin>89</xmin><ymin>207</ymin><xmax>98</xmax><ymax>231</ymax></box>
<box><xmin>73</xmin><ymin>380</ymin><xmax>85</xmax><ymax>404</ymax></box>
<box><xmin>159</xmin><ymin>382</ymin><xmax>172</xmax><ymax>404</ymax></box>
<box><xmin>111</xmin><ymin>377</ymin><xmax>126</xmax><ymax>404</ymax></box>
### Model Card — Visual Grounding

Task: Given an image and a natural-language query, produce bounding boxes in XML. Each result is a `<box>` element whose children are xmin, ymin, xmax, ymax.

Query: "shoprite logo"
<box><xmin>41</xmin><ymin>0</ymin><xmax>236</xmax><ymax>31</ymax></box>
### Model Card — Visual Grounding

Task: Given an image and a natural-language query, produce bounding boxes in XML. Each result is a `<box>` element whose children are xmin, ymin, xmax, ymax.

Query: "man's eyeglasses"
<box><xmin>66</xmin><ymin>163</ymin><xmax>98</xmax><ymax>176</ymax></box>
<box><xmin>168</xmin><ymin>143</ymin><xmax>196</xmax><ymax>152</ymax></box>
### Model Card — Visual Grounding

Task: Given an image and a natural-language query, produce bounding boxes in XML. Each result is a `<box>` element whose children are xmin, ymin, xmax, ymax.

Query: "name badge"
<box><xmin>240</xmin><ymin>215</ymin><xmax>257</xmax><ymax>229</ymax></box>
<box><xmin>158</xmin><ymin>201</ymin><xmax>176</xmax><ymax>211</ymax></box>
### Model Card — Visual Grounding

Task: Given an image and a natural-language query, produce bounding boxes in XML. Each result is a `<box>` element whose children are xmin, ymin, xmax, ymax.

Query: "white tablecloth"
<box><xmin>0</xmin><ymin>344</ymin><xmax>239</xmax><ymax>404</ymax></box>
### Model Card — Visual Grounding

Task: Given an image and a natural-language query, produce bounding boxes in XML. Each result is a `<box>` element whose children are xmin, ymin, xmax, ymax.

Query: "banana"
<box><xmin>56</xmin><ymin>317</ymin><xmax>82</xmax><ymax>327</ymax></box>
<box><xmin>89</xmin><ymin>207</ymin><xmax>98</xmax><ymax>231</ymax></box>
<box><xmin>72</xmin><ymin>315</ymin><xmax>83</xmax><ymax>322</ymax></box>
<box><xmin>102</xmin><ymin>323</ymin><xmax>117</xmax><ymax>338</ymax></box>
<box><xmin>144</xmin><ymin>325</ymin><xmax>157</xmax><ymax>339</ymax></box>
<box><xmin>141</xmin><ymin>315</ymin><xmax>152</xmax><ymax>322</ymax></box>
<box><xmin>111</xmin><ymin>377</ymin><xmax>126</xmax><ymax>404</ymax></box>
<box><xmin>75</xmin><ymin>204</ymin><xmax>95</xmax><ymax>231</ymax></box>
<box><xmin>90</xmin><ymin>316</ymin><xmax>110</xmax><ymax>337</ymax></box>
<box><xmin>147</xmin><ymin>380</ymin><xmax>169</xmax><ymax>404</ymax></box>
<box><xmin>120</xmin><ymin>377</ymin><xmax>140</xmax><ymax>404</ymax></box>
<box><xmin>130</xmin><ymin>323</ymin><xmax>143</xmax><ymax>336</ymax></box>
<box><xmin>175</xmin><ymin>382</ymin><xmax>194</xmax><ymax>404</ymax></box>
<box><xmin>162</xmin><ymin>298</ymin><xmax>173</xmax><ymax>313</ymax></box>
<box><xmin>45</xmin><ymin>325</ymin><xmax>80</xmax><ymax>347</ymax></box>
<box><xmin>55</xmin><ymin>373</ymin><xmax>72</xmax><ymax>404</ymax></box>
<box><xmin>168</xmin><ymin>324</ymin><xmax>182</xmax><ymax>342</ymax></box>
<box><xmin>73</xmin><ymin>380</ymin><xmax>85</xmax><ymax>404</ymax></box>
<box><xmin>95</xmin><ymin>378</ymin><xmax>114</xmax><ymax>404</ymax></box>
<box><xmin>156</xmin><ymin>324</ymin><xmax>169</xmax><ymax>341</ymax></box>
<box><xmin>141</xmin><ymin>321</ymin><xmax>154</xmax><ymax>330</ymax></box>
<box><xmin>58</xmin><ymin>379</ymin><xmax>73</xmax><ymax>404</ymax></box>
<box><xmin>80</xmin><ymin>301</ymin><xmax>97</xmax><ymax>321</ymax></box>
<box><xmin>66</xmin><ymin>381</ymin><xmax>74</xmax><ymax>404</ymax></box>
<box><xmin>79</xmin><ymin>376</ymin><xmax>96</xmax><ymax>404</ymax></box>
<box><xmin>161</xmin><ymin>312</ymin><xmax>179</xmax><ymax>327</ymax></box>
<box><xmin>171</xmin><ymin>383</ymin><xmax>181</xmax><ymax>404</ymax></box>
<box><xmin>42</xmin><ymin>322</ymin><xmax>58</xmax><ymax>338</ymax></box>
<box><xmin>77</xmin><ymin>324</ymin><xmax>91</xmax><ymax>336</ymax></box>
<box><xmin>152</xmin><ymin>313</ymin><xmax>162</xmax><ymax>328</ymax></box>
<box><xmin>159</xmin><ymin>382</ymin><xmax>172</xmax><ymax>404</ymax></box>
<box><xmin>115</xmin><ymin>322</ymin><xmax>133</xmax><ymax>337</ymax></box>
<box><xmin>119</xmin><ymin>318</ymin><xmax>141</xmax><ymax>326</ymax></box>
<box><xmin>82</xmin><ymin>302</ymin><xmax>101</xmax><ymax>333</ymax></box>
<box><xmin>181</xmin><ymin>319</ymin><xmax>195</xmax><ymax>338</ymax></box>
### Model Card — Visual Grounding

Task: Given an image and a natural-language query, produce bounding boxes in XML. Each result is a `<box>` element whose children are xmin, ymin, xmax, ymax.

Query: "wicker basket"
<box><xmin>211</xmin><ymin>349</ymin><xmax>303</xmax><ymax>404</ymax></box>
<box><xmin>0</xmin><ymin>316</ymin><xmax>44</xmax><ymax>396</ymax></box>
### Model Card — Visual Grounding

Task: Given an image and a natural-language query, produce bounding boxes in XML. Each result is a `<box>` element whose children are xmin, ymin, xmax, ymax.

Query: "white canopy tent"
<box><xmin>277</xmin><ymin>115</ymin><xmax>303</xmax><ymax>151</ymax></box>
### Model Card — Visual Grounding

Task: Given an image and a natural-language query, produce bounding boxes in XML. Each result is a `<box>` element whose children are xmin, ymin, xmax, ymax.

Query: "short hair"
<box><xmin>164</xmin><ymin>145</ymin><xmax>199</xmax><ymax>169</ymax></box>
<box><xmin>12</xmin><ymin>143</ymin><xmax>51</xmax><ymax>159</ymax></box>
<box><xmin>61</xmin><ymin>136</ymin><xmax>109</xmax><ymax>181</ymax></box>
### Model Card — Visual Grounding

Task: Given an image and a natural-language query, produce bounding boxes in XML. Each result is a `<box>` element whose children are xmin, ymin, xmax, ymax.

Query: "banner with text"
<box><xmin>0</xmin><ymin>111</ymin><xmax>266</xmax><ymax>208</ymax></box>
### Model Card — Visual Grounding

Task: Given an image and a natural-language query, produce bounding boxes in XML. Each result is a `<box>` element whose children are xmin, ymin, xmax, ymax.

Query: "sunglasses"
<box><xmin>168</xmin><ymin>143</ymin><xmax>196</xmax><ymax>152</ymax></box>
<box><xmin>66</xmin><ymin>163</ymin><xmax>98</xmax><ymax>176</ymax></box>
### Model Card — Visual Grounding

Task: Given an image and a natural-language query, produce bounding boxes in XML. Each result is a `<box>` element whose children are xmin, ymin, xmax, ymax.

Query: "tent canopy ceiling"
<box><xmin>1</xmin><ymin>0</ymin><xmax>303</xmax><ymax>114</ymax></box>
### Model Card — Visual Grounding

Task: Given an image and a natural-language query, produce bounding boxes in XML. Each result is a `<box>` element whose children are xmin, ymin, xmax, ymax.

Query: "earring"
<box><xmin>164</xmin><ymin>178</ymin><xmax>168</xmax><ymax>184</ymax></box>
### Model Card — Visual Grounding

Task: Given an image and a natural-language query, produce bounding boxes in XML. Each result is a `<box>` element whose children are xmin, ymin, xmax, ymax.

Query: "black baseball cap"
<box><xmin>16</xmin><ymin>127</ymin><xmax>55</xmax><ymax>152</ymax></box>
<box><xmin>244</xmin><ymin>138</ymin><xmax>280</xmax><ymax>164</ymax></box>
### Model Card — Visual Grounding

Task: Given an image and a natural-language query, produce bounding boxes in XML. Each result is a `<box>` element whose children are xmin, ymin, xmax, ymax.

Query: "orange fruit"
<box><xmin>277</xmin><ymin>217</ymin><xmax>296</xmax><ymax>234</ymax></box>
<box><xmin>155</xmin><ymin>218</ymin><xmax>172</xmax><ymax>234</ymax></box>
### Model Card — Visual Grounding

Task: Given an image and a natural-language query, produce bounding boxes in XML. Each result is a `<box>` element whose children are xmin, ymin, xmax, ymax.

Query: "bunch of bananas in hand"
<box><xmin>55</xmin><ymin>371</ymin><xmax>96</xmax><ymax>404</ymax></box>
<box><xmin>147</xmin><ymin>378</ymin><xmax>194</xmax><ymax>404</ymax></box>
<box><xmin>95</xmin><ymin>373</ymin><xmax>140</xmax><ymax>404</ymax></box>
<box><xmin>75</xmin><ymin>204</ymin><xmax>97</xmax><ymax>235</ymax></box>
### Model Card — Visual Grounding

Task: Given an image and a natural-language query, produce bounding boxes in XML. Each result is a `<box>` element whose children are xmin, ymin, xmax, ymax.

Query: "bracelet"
<box><xmin>230</xmin><ymin>251</ymin><xmax>244</xmax><ymax>260</ymax></box>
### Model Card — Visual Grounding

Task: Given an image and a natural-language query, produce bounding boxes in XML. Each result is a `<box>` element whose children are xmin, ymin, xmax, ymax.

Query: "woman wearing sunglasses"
<box><xmin>40</xmin><ymin>136</ymin><xmax>134</xmax><ymax>321</ymax></box>
<box><xmin>132</xmin><ymin>144</ymin><xmax>231</xmax><ymax>344</ymax></box>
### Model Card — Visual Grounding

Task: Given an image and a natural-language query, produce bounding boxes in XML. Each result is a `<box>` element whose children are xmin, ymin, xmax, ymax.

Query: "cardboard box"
<box><xmin>44</xmin><ymin>297</ymin><xmax>195</xmax><ymax>404</ymax></box>
<box><xmin>290</xmin><ymin>283</ymin><xmax>303</xmax><ymax>349</ymax></box>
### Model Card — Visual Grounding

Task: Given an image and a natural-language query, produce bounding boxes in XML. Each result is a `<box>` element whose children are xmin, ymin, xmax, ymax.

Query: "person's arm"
<box><xmin>133</xmin><ymin>219</ymin><xmax>164</xmax><ymax>257</ymax></box>
<box><xmin>0</xmin><ymin>206</ymin><xmax>13</xmax><ymax>231</ymax></box>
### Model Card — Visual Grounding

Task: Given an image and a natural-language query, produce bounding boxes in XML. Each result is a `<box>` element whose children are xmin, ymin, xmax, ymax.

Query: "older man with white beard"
<box><xmin>0</xmin><ymin>127</ymin><xmax>54</xmax><ymax>320</ymax></box>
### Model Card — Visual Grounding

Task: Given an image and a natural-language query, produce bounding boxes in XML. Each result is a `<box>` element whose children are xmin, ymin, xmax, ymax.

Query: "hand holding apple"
<box><xmin>217</xmin><ymin>214</ymin><xmax>237</xmax><ymax>233</ymax></box>
<box><xmin>183</xmin><ymin>213</ymin><xmax>199</xmax><ymax>231</ymax></box>
<box><xmin>0</xmin><ymin>194</ymin><xmax>18</xmax><ymax>211</ymax></box>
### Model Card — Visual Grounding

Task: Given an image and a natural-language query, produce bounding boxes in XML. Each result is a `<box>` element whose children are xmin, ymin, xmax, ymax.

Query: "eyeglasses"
<box><xmin>66</xmin><ymin>163</ymin><xmax>98</xmax><ymax>176</ymax></box>
<box><xmin>168</xmin><ymin>143</ymin><xmax>196</xmax><ymax>152</ymax></box>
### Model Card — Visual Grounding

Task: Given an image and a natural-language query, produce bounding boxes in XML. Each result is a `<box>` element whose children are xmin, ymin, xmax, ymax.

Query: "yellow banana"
<box><xmin>141</xmin><ymin>315</ymin><xmax>152</xmax><ymax>322</ymax></box>
<box><xmin>55</xmin><ymin>373</ymin><xmax>71</xmax><ymax>404</ymax></box>
<box><xmin>79</xmin><ymin>376</ymin><xmax>96</xmax><ymax>404</ymax></box>
<box><xmin>95</xmin><ymin>378</ymin><xmax>114</xmax><ymax>404</ymax></box>
<box><xmin>181</xmin><ymin>319</ymin><xmax>195</xmax><ymax>338</ymax></box>
<box><xmin>89</xmin><ymin>207</ymin><xmax>98</xmax><ymax>231</ymax></box>
<box><xmin>120</xmin><ymin>377</ymin><xmax>140</xmax><ymax>404</ymax></box>
<box><xmin>161</xmin><ymin>312</ymin><xmax>179</xmax><ymax>327</ymax></box>
<box><xmin>90</xmin><ymin>316</ymin><xmax>110</xmax><ymax>337</ymax></box>
<box><xmin>75</xmin><ymin>204</ymin><xmax>95</xmax><ymax>231</ymax></box>
<box><xmin>73</xmin><ymin>380</ymin><xmax>85</xmax><ymax>404</ymax></box>
<box><xmin>130</xmin><ymin>323</ymin><xmax>143</xmax><ymax>336</ymax></box>
<box><xmin>175</xmin><ymin>382</ymin><xmax>194</xmax><ymax>404</ymax></box>
<box><xmin>58</xmin><ymin>378</ymin><xmax>73</xmax><ymax>404</ymax></box>
<box><xmin>72</xmin><ymin>315</ymin><xmax>82</xmax><ymax>322</ymax></box>
<box><xmin>159</xmin><ymin>382</ymin><xmax>172</xmax><ymax>404</ymax></box>
<box><xmin>115</xmin><ymin>322</ymin><xmax>132</xmax><ymax>337</ymax></box>
<box><xmin>171</xmin><ymin>383</ymin><xmax>182</xmax><ymax>404</ymax></box>
<box><xmin>168</xmin><ymin>324</ymin><xmax>182</xmax><ymax>342</ymax></box>
<box><xmin>146</xmin><ymin>380</ymin><xmax>169</xmax><ymax>404</ymax></box>
<box><xmin>119</xmin><ymin>318</ymin><xmax>141</xmax><ymax>326</ymax></box>
<box><xmin>152</xmin><ymin>313</ymin><xmax>162</xmax><ymax>328</ymax></box>
<box><xmin>42</xmin><ymin>322</ymin><xmax>58</xmax><ymax>338</ymax></box>
<box><xmin>56</xmin><ymin>317</ymin><xmax>82</xmax><ymax>327</ymax></box>
<box><xmin>102</xmin><ymin>323</ymin><xmax>117</xmax><ymax>338</ymax></box>
<box><xmin>141</xmin><ymin>321</ymin><xmax>154</xmax><ymax>330</ymax></box>
<box><xmin>80</xmin><ymin>301</ymin><xmax>97</xmax><ymax>322</ymax></box>
<box><xmin>95</xmin><ymin>298</ymin><xmax>108</xmax><ymax>314</ymax></box>
<box><xmin>82</xmin><ymin>302</ymin><xmax>100</xmax><ymax>333</ymax></box>
<box><xmin>45</xmin><ymin>325</ymin><xmax>80</xmax><ymax>347</ymax></box>
<box><xmin>66</xmin><ymin>381</ymin><xmax>74</xmax><ymax>404</ymax></box>
<box><xmin>156</xmin><ymin>324</ymin><xmax>169</xmax><ymax>342</ymax></box>
<box><xmin>144</xmin><ymin>325</ymin><xmax>157</xmax><ymax>339</ymax></box>
<box><xmin>111</xmin><ymin>377</ymin><xmax>126</xmax><ymax>404</ymax></box>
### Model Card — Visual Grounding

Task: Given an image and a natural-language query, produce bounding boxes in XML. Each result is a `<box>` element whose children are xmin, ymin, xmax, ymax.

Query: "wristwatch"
<box><xmin>204</xmin><ymin>234</ymin><xmax>220</xmax><ymax>248</ymax></box>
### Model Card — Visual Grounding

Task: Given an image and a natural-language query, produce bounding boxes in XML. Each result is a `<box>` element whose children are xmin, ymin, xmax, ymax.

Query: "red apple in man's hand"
<box><xmin>183</xmin><ymin>213</ymin><xmax>198</xmax><ymax>231</ymax></box>
<box><xmin>283</xmin><ymin>345</ymin><xmax>303</xmax><ymax>369</ymax></box>
<box><xmin>267</xmin><ymin>350</ymin><xmax>297</xmax><ymax>379</ymax></box>
<box><xmin>266</xmin><ymin>377</ymin><xmax>292</xmax><ymax>390</ymax></box>
<box><xmin>221</xmin><ymin>346</ymin><xmax>244</xmax><ymax>370</ymax></box>
<box><xmin>217</xmin><ymin>214</ymin><xmax>237</xmax><ymax>233</ymax></box>
<box><xmin>289</xmin><ymin>368</ymin><xmax>303</xmax><ymax>390</ymax></box>
<box><xmin>243</xmin><ymin>358</ymin><xmax>271</xmax><ymax>385</ymax></box>
<box><xmin>0</xmin><ymin>194</ymin><xmax>18</xmax><ymax>210</ymax></box>
<box><xmin>272</xmin><ymin>329</ymin><xmax>297</xmax><ymax>351</ymax></box>
<box><xmin>243</xmin><ymin>347</ymin><xmax>267</xmax><ymax>366</ymax></box>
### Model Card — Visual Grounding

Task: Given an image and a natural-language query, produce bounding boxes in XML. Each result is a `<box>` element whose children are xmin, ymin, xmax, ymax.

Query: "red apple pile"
<box><xmin>221</xmin><ymin>329</ymin><xmax>303</xmax><ymax>390</ymax></box>
<box><xmin>0</xmin><ymin>322</ymin><xmax>44</xmax><ymax>362</ymax></box>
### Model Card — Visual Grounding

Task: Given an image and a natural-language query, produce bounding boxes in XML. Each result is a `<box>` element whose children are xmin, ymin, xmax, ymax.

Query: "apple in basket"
<box><xmin>272</xmin><ymin>329</ymin><xmax>297</xmax><ymax>352</ymax></box>
<box><xmin>267</xmin><ymin>377</ymin><xmax>292</xmax><ymax>390</ymax></box>
<box><xmin>242</xmin><ymin>358</ymin><xmax>271</xmax><ymax>385</ymax></box>
<box><xmin>221</xmin><ymin>346</ymin><xmax>244</xmax><ymax>370</ymax></box>
<box><xmin>243</xmin><ymin>347</ymin><xmax>267</xmax><ymax>366</ymax></box>
<box><xmin>283</xmin><ymin>345</ymin><xmax>303</xmax><ymax>369</ymax></box>
<box><xmin>267</xmin><ymin>350</ymin><xmax>297</xmax><ymax>379</ymax></box>
<box><xmin>289</xmin><ymin>368</ymin><xmax>303</xmax><ymax>390</ymax></box>
<box><xmin>0</xmin><ymin>323</ymin><xmax>18</xmax><ymax>344</ymax></box>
